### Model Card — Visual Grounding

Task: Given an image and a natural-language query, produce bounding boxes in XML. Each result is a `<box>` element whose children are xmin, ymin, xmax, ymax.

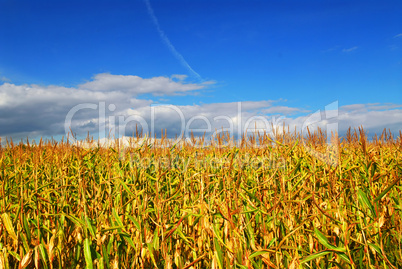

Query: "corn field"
<box><xmin>0</xmin><ymin>127</ymin><xmax>401</xmax><ymax>268</ymax></box>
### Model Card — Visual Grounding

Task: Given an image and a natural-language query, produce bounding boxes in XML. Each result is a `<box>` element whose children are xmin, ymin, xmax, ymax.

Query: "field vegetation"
<box><xmin>0</xmin><ymin>127</ymin><xmax>401</xmax><ymax>268</ymax></box>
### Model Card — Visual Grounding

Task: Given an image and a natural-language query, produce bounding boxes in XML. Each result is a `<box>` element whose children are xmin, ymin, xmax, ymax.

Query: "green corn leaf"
<box><xmin>314</xmin><ymin>228</ymin><xmax>346</xmax><ymax>252</ymax></box>
<box><xmin>102</xmin><ymin>244</ymin><xmax>109</xmax><ymax>269</ymax></box>
<box><xmin>368</xmin><ymin>243</ymin><xmax>385</xmax><ymax>259</ymax></box>
<box><xmin>175</xmin><ymin>227</ymin><xmax>192</xmax><ymax>245</ymax></box>
<box><xmin>39</xmin><ymin>244</ymin><xmax>49</xmax><ymax>269</ymax></box>
<box><xmin>107</xmin><ymin>234</ymin><xmax>114</xmax><ymax>255</ymax></box>
<box><xmin>63</xmin><ymin>214</ymin><xmax>85</xmax><ymax>227</ymax></box>
<box><xmin>152</xmin><ymin>228</ymin><xmax>159</xmax><ymax>251</ymax></box>
<box><xmin>301</xmin><ymin>250</ymin><xmax>332</xmax><ymax>263</ymax></box>
<box><xmin>214</xmin><ymin>237</ymin><xmax>224</xmax><ymax>269</ymax></box>
<box><xmin>120</xmin><ymin>233</ymin><xmax>136</xmax><ymax>249</ymax></box>
<box><xmin>83</xmin><ymin>238</ymin><xmax>93</xmax><ymax>269</ymax></box>
<box><xmin>337</xmin><ymin>252</ymin><xmax>351</xmax><ymax>264</ymax></box>
<box><xmin>267</xmin><ymin>238</ymin><xmax>276</xmax><ymax>249</ymax></box>
<box><xmin>358</xmin><ymin>189</ymin><xmax>376</xmax><ymax>217</ymax></box>
<box><xmin>20</xmin><ymin>233</ymin><xmax>30</xmax><ymax>253</ymax></box>
<box><xmin>249</xmin><ymin>250</ymin><xmax>274</xmax><ymax>259</ymax></box>
<box><xmin>6</xmin><ymin>249</ymin><xmax>21</xmax><ymax>262</ymax></box>
<box><xmin>22</xmin><ymin>215</ymin><xmax>31</xmax><ymax>244</ymax></box>
<box><xmin>374</xmin><ymin>177</ymin><xmax>401</xmax><ymax>203</ymax></box>
<box><xmin>116</xmin><ymin>177</ymin><xmax>135</xmax><ymax>197</ymax></box>
<box><xmin>112</xmin><ymin>208</ymin><xmax>124</xmax><ymax>227</ymax></box>
<box><xmin>85</xmin><ymin>216</ymin><xmax>96</xmax><ymax>238</ymax></box>
<box><xmin>127</xmin><ymin>215</ymin><xmax>141</xmax><ymax>231</ymax></box>
<box><xmin>213</xmin><ymin>223</ymin><xmax>232</xmax><ymax>252</ymax></box>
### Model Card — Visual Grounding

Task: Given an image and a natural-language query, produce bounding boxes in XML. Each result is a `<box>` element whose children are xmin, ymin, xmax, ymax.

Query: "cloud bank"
<box><xmin>0</xmin><ymin>73</ymin><xmax>401</xmax><ymax>143</ymax></box>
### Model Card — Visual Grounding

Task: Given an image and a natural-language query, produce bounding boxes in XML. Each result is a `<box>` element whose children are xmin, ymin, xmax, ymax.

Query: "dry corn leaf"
<box><xmin>1</xmin><ymin>214</ymin><xmax>17</xmax><ymax>243</ymax></box>
<box><xmin>20</xmin><ymin>250</ymin><xmax>33</xmax><ymax>269</ymax></box>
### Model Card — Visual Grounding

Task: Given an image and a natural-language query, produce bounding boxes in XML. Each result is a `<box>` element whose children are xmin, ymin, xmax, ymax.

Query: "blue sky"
<box><xmin>0</xmin><ymin>0</ymin><xmax>401</xmax><ymax>141</ymax></box>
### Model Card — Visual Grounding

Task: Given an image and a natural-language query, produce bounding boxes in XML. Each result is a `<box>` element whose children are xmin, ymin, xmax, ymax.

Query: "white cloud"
<box><xmin>262</xmin><ymin>106</ymin><xmax>305</xmax><ymax>115</ymax></box>
<box><xmin>341</xmin><ymin>103</ymin><xmax>402</xmax><ymax>112</ymax></box>
<box><xmin>1</xmin><ymin>74</ymin><xmax>401</xmax><ymax>142</ymax></box>
<box><xmin>171</xmin><ymin>74</ymin><xmax>187</xmax><ymax>81</ymax></box>
<box><xmin>337</xmin><ymin>109</ymin><xmax>402</xmax><ymax>135</ymax></box>
<box><xmin>79</xmin><ymin>73</ymin><xmax>209</xmax><ymax>95</ymax></box>
<box><xmin>394</xmin><ymin>33</ymin><xmax>402</xmax><ymax>38</ymax></box>
<box><xmin>283</xmin><ymin>103</ymin><xmax>402</xmax><ymax>138</ymax></box>
<box><xmin>340</xmin><ymin>104</ymin><xmax>366</xmax><ymax>112</ymax></box>
<box><xmin>342</xmin><ymin>46</ymin><xmax>358</xmax><ymax>53</ymax></box>
<box><xmin>0</xmin><ymin>73</ymin><xmax>211</xmax><ymax>140</ymax></box>
<box><xmin>111</xmin><ymin>101</ymin><xmax>402</xmax><ymax>141</ymax></box>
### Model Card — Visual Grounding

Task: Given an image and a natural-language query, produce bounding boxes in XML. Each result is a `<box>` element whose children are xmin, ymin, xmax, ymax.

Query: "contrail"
<box><xmin>144</xmin><ymin>0</ymin><xmax>202</xmax><ymax>80</ymax></box>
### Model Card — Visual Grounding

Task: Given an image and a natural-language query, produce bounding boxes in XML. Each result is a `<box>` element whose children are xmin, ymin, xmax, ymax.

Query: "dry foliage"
<box><xmin>0</xmin><ymin>127</ymin><xmax>401</xmax><ymax>268</ymax></box>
